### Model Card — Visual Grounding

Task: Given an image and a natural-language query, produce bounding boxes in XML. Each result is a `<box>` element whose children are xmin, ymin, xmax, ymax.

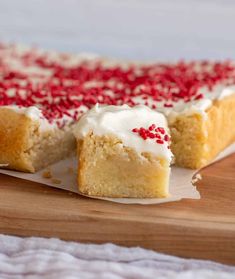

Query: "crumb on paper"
<box><xmin>0</xmin><ymin>163</ymin><xmax>8</xmax><ymax>167</ymax></box>
<box><xmin>51</xmin><ymin>178</ymin><xmax>61</xmax><ymax>184</ymax></box>
<box><xmin>192</xmin><ymin>173</ymin><xmax>202</xmax><ymax>184</ymax></box>
<box><xmin>42</xmin><ymin>169</ymin><xmax>52</xmax><ymax>179</ymax></box>
<box><xmin>67</xmin><ymin>166</ymin><xmax>74</xmax><ymax>174</ymax></box>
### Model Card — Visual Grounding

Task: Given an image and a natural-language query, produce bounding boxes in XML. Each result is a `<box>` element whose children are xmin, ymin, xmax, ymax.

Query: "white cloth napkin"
<box><xmin>0</xmin><ymin>234</ymin><xmax>234</xmax><ymax>279</ymax></box>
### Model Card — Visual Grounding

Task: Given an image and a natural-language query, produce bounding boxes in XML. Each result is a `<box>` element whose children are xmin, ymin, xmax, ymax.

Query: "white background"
<box><xmin>0</xmin><ymin>0</ymin><xmax>234</xmax><ymax>61</ymax></box>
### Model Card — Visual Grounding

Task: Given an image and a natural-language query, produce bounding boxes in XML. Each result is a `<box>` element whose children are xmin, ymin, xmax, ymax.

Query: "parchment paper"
<box><xmin>0</xmin><ymin>143</ymin><xmax>235</xmax><ymax>204</ymax></box>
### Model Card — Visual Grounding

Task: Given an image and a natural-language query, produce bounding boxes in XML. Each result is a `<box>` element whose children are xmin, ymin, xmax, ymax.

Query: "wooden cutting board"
<box><xmin>0</xmin><ymin>154</ymin><xmax>234</xmax><ymax>265</ymax></box>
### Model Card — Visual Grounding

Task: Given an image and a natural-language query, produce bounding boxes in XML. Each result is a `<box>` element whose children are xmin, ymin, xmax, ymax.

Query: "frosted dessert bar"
<box><xmin>0</xmin><ymin>43</ymin><xmax>235</xmax><ymax>171</ymax></box>
<box><xmin>73</xmin><ymin>104</ymin><xmax>173</xmax><ymax>198</ymax></box>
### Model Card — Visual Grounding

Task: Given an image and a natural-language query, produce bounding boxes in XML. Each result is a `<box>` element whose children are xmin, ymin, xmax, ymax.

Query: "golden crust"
<box><xmin>170</xmin><ymin>94</ymin><xmax>235</xmax><ymax>169</ymax></box>
<box><xmin>77</xmin><ymin>134</ymin><xmax>170</xmax><ymax>198</ymax></box>
<box><xmin>1</xmin><ymin>94</ymin><xmax>235</xmax><ymax>173</ymax></box>
<box><xmin>204</xmin><ymin>95</ymin><xmax>235</xmax><ymax>162</ymax></box>
<box><xmin>0</xmin><ymin>108</ymin><xmax>37</xmax><ymax>172</ymax></box>
<box><xmin>0</xmin><ymin>108</ymin><xmax>76</xmax><ymax>172</ymax></box>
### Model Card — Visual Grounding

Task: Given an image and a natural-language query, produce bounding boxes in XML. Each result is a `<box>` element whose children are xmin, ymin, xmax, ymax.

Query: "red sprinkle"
<box><xmin>1</xmin><ymin>44</ymin><xmax>235</xmax><ymax>128</ymax></box>
<box><xmin>164</xmin><ymin>134</ymin><xmax>170</xmax><ymax>141</ymax></box>
<box><xmin>148</xmin><ymin>124</ymin><xmax>156</xmax><ymax>131</ymax></box>
<box><xmin>194</xmin><ymin>93</ymin><xmax>204</xmax><ymax>100</ymax></box>
<box><xmin>131</xmin><ymin>123</ymin><xmax>169</xmax><ymax>146</ymax></box>
<box><xmin>148</xmin><ymin>133</ymin><xmax>155</xmax><ymax>138</ymax></box>
<box><xmin>164</xmin><ymin>103</ymin><xmax>173</xmax><ymax>108</ymax></box>
<box><xmin>156</xmin><ymin>127</ymin><xmax>165</xmax><ymax>134</ymax></box>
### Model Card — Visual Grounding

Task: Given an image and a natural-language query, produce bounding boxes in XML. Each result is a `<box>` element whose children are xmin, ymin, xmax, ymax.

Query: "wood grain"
<box><xmin>0</xmin><ymin>154</ymin><xmax>235</xmax><ymax>265</ymax></box>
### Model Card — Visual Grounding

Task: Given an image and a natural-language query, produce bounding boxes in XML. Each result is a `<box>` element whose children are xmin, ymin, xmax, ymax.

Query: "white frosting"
<box><xmin>1</xmin><ymin>81</ymin><xmax>235</xmax><ymax>130</ymax></box>
<box><xmin>1</xmin><ymin>106</ymin><xmax>54</xmax><ymax>132</ymax></box>
<box><xmin>40</xmin><ymin>51</ymin><xmax>100</xmax><ymax>68</ymax></box>
<box><xmin>133</xmin><ymin>84</ymin><xmax>235</xmax><ymax>122</ymax></box>
<box><xmin>1</xmin><ymin>44</ymin><xmax>235</xmax><ymax>131</ymax></box>
<box><xmin>217</xmin><ymin>85</ymin><xmax>235</xmax><ymax>100</ymax></box>
<box><xmin>168</xmin><ymin>85</ymin><xmax>235</xmax><ymax>120</ymax></box>
<box><xmin>74</xmin><ymin>104</ymin><xmax>173</xmax><ymax>161</ymax></box>
<box><xmin>0</xmin><ymin>104</ymin><xmax>89</xmax><ymax>131</ymax></box>
<box><xmin>0</xmin><ymin>44</ymin><xmax>99</xmax><ymax>77</ymax></box>
<box><xmin>10</xmin><ymin>80</ymin><xmax>231</xmax><ymax>133</ymax></box>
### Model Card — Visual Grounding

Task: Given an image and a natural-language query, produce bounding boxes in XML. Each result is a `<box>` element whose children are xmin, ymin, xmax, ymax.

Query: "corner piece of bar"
<box><xmin>73</xmin><ymin>104</ymin><xmax>173</xmax><ymax>198</ymax></box>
